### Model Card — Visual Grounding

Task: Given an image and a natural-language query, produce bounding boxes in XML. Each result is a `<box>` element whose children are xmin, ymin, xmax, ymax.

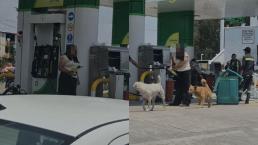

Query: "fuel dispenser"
<box><xmin>31</xmin><ymin>45</ymin><xmax>59</xmax><ymax>78</ymax></box>
<box><xmin>138</xmin><ymin>45</ymin><xmax>171</xmax><ymax>89</ymax></box>
<box><xmin>89</xmin><ymin>45</ymin><xmax>129</xmax><ymax>99</ymax></box>
<box><xmin>31</xmin><ymin>24</ymin><xmax>61</xmax><ymax>94</ymax></box>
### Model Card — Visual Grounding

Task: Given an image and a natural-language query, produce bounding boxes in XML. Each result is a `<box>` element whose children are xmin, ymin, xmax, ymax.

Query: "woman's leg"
<box><xmin>58</xmin><ymin>73</ymin><xmax>76</xmax><ymax>95</ymax></box>
<box><xmin>70</xmin><ymin>78</ymin><xmax>77</xmax><ymax>95</ymax></box>
<box><xmin>182</xmin><ymin>70</ymin><xmax>191</xmax><ymax>106</ymax></box>
<box><xmin>172</xmin><ymin>72</ymin><xmax>184</xmax><ymax>105</ymax></box>
<box><xmin>58</xmin><ymin>73</ymin><xmax>66</xmax><ymax>95</ymax></box>
<box><xmin>172</xmin><ymin>81</ymin><xmax>181</xmax><ymax>105</ymax></box>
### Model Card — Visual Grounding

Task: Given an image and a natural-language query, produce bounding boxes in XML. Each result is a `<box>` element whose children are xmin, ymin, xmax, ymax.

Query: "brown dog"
<box><xmin>189</xmin><ymin>79</ymin><xmax>212</xmax><ymax>107</ymax></box>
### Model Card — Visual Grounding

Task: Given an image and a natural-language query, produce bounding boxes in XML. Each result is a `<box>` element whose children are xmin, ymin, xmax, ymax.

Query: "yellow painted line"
<box><xmin>129</xmin><ymin>94</ymin><xmax>140</xmax><ymax>101</ymax></box>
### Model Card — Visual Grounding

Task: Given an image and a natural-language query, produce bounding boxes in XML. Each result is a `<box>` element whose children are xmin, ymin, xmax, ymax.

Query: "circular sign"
<box><xmin>68</xmin><ymin>12</ymin><xmax>75</xmax><ymax>21</ymax></box>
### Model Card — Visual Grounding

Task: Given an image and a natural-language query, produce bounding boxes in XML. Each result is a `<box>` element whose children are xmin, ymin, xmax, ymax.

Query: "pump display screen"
<box><xmin>108</xmin><ymin>51</ymin><xmax>121</xmax><ymax>70</ymax></box>
<box><xmin>153</xmin><ymin>50</ymin><xmax>163</xmax><ymax>64</ymax></box>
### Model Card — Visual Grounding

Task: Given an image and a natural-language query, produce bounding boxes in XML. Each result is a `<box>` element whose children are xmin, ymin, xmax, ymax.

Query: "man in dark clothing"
<box><xmin>190</xmin><ymin>58</ymin><xmax>202</xmax><ymax>86</ymax></box>
<box><xmin>242</xmin><ymin>47</ymin><xmax>255</xmax><ymax>104</ymax></box>
<box><xmin>226</xmin><ymin>54</ymin><xmax>242</xmax><ymax>101</ymax></box>
<box><xmin>226</xmin><ymin>54</ymin><xmax>241</xmax><ymax>74</ymax></box>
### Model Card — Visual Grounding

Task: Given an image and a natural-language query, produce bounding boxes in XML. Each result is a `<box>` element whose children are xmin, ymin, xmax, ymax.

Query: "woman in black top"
<box><xmin>58</xmin><ymin>44</ymin><xmax>79</xmax><ymax>95</ymax></box>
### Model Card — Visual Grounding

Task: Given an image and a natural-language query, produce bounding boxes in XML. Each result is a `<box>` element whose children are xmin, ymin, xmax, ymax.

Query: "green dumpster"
<box><xmin>214</xmin><ymin>69</ymin><xmax>243</xmax><ymax>105</ymax></box>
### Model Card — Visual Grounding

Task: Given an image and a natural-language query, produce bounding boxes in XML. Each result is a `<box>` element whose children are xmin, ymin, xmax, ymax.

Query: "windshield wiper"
<box><xmin>0</xmin><ymin>104</ymin><xmax>6</xmax><ymax>111</ymax></box>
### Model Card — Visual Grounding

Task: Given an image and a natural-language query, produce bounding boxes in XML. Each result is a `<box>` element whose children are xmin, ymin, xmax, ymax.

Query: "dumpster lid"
<box><xmin>213</xmin><ymin>69</ymin><xmax>243</xmax><ymax>92</ymax></box>
<box><xmin>222</xmin><ymin>69</ymin><xmax>243</xmax><ymax>79</ymax></box>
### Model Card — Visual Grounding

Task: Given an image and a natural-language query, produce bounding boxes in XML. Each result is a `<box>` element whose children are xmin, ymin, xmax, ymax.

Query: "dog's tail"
<box><xmin>202</xmin><ymin>79</ymin><xmax>213</xmax><ymax>95</ymax></box>
<box><xmin>202</xmin><ymin>79</ymin><xmax>210</xmax><ymax>88</ymax></box>
<box><xmin>201</xmin><ymin>79</ymin><xmax>207</xmax><ymax>86</ymax></box>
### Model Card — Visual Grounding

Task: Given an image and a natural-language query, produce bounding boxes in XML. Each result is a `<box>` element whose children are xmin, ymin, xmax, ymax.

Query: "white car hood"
<box><xmin>0</xmin><ymin>95</ymin><xmax>129</xmax><ymax>137</ymax></box>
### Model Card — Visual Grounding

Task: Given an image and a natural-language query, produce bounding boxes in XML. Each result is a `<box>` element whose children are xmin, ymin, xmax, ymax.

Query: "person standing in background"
<box><xmin>241</xmin><ymin>47</ymin><xmax>254</xmax><ymax>104</ymax></box>
<box><xmin>190</xmin><ymin>58</ymin><xmax>202</xmax><ymax>86</ymax></box>
<box><xmin>226</xmin><ymin>53</ymin><xmax>241</xmax><ymax>74</ymax></box>
<box><xmin>1</xmin><ymin>63</ymin><xmax>15</xmax><ymax>88</ymax></box>
<box><xmin>58</xmin><ymin>44</ymin><xmax>80</xmax><ymax>95</ymax></box>
<box><xmin>225</xmin><ymin>53</ymin><xmax>242</xmax><ymax>101</ymax></box>
<box><xmin>170</xmin><ymin>48</ymin><xmax>191</xmax><ymax>106</ymax></box>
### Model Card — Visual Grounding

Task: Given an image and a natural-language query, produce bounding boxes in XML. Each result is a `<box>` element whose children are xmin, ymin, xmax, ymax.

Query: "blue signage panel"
<box><xmin>68</xmin><ymin>12</ymin><xmax>75</xmax><ymax>21</ymax></box>
<box><xmin>67</xmin><ymin>33</ymin><xmax>73</xmax><ymax>43</ymax></box>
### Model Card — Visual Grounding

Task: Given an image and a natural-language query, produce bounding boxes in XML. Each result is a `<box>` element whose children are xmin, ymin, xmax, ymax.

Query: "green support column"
<box><xmin>129</xmin><ymin>0</ymin><xmax>158</xmax><ymax>93</ymax></box>
<box><xmin>18</xmin><ymin>0</ymin><xmax>35</xmax><ymax>11</ymax></box>
<box><xmin>158</xmin><ymin>11</ymin><xmax>194</xmax><ymax>47</ymax></box>
<box><xmin>112</xmin><ymin>1</ymin><xmax>129</xmax><ymax>45</ymax></box>
<box><xmin>129</xmin><ymin>0</ymin><xmax>145</xmax><ymax>15</ymax></box>
<box><xmin>65</xmin><ymin>0</ymin><xmax>100</xmax><ymax>8</ymax></box>
<box><xmin>112</xmin><ymin>0</ymin><xmax>146</xmax><ymax>46</ymax></box>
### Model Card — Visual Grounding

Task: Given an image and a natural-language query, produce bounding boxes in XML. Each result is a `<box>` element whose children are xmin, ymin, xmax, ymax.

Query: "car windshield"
<box><xmin>0</xmin><ymin>119</ymin><xmax>75</xmax><ymax>145</ymax></box>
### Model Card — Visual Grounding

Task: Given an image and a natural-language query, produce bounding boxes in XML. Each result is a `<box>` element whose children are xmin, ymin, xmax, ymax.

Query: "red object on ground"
<box><xmin>123</xmin><ymin>91</ymin><xmax>129</xmax><ymax>100</ymax></box>
<box><xmin>206</xmin><ymin>74</ymin><xmax>215</xmax><ymax>90</ymax></box>
<box><xmin>166</xmin><ymin>80</ymin><xmax>174</xmax><ymax>102</ymax></box>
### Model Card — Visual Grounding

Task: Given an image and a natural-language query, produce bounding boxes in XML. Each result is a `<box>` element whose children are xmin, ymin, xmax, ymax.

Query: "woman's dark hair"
<box><xmin>176</xmin><ymin>47</ymin><xmax>184</xmax><ymax>60</ymax></box>
<box><xmin>66</xmin><ymin>44</ymin><xmax>79</xmax><ymax>63</ymax></box>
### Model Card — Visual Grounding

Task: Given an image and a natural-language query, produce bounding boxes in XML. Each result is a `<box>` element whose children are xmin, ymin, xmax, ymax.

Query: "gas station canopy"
<box><xmin>149</xmin><ymin>0</ymin><xmax>258</xmax><ymax>19</ymax></box>
<box><xmin>158</xmin><ymin>0</ymin><xmax>194</xmax><ymax>13</ymax></box>
<box><xmin>1</xmin><ymin>0</ymin><xmax>258</xmax><ymax>34</ymax></box>
<box><xmin>195</xmin><ymin>0</ymin><xmax>258</xmax><ymax>20</ymax></box>
<box><xmin>0</xmin><ymin>0</ymin><xmax>18</xmax><ymax>33</ymax></box>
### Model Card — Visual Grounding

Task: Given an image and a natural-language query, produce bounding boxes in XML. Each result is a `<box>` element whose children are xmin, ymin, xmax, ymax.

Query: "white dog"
<box><xmin>133</xmin><ymin>76</ymin><xmax>166</xmax><ymax>111</ymax></box>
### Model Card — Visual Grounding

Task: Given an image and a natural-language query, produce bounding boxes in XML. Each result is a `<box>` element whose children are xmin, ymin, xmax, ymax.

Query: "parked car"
<box><xmin>0</xmin><ymin>95</ymin><xmax>129</xmax><ymax>145</ymax></box>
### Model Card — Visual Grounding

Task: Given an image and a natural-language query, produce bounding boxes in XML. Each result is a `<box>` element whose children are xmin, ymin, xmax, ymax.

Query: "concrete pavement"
<box><xmin>130</xmin><ymin>101</ymin><xmax>258</xmax><ymax>145</ymax></box>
